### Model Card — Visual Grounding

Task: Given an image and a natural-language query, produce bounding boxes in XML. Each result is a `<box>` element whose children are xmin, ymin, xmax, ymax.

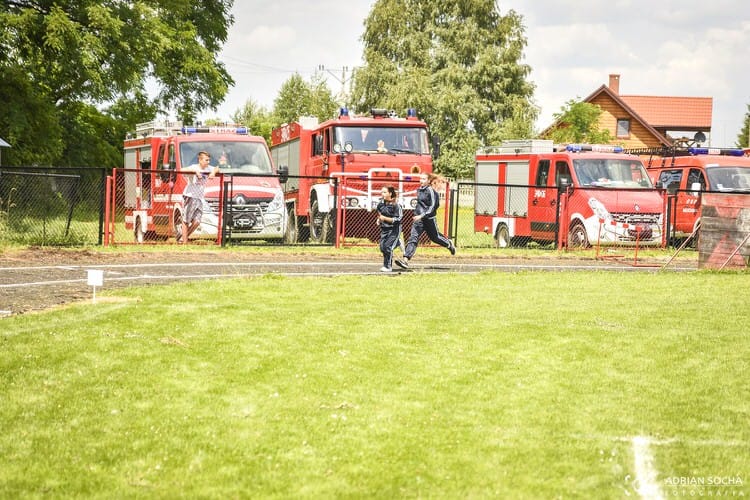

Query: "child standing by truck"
<box><xmin>375</xmin><ymin>185</ymin><xmax>403</xmax><ymax>272</ymax></box>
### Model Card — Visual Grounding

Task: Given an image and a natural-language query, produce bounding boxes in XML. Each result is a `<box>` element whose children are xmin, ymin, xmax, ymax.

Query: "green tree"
<box><xmin>0</xmin><ymin>66</ymin><xmax>63</xmax><ymax>166</ymax></box>
<box><xmin>0</xmin><ymin>1</ymin><xmax>234</xmax><ymax>166</ymax></box>
<box><xmin>351</xmin><ymin>0</ymin><xmax>537</xmax><ymax>178</ymax></box>
<box><xmin>272</xmin><ymin>72</ymin><xmax>338</xmax><ymax>126</ymax></box>
<box><xmin>736</xmin><ymin>103</ymin><xmax>750</xmax><ymax>148</ymax></box>
<box><xmin>544</xmin><ymin>99</ymin><xmax>613</xmax><ymax>145</ymax></box>
<box><xmin>232</xmin><ymin>99</ymin><xmax>277</xmax><ymax>144</ymax></box>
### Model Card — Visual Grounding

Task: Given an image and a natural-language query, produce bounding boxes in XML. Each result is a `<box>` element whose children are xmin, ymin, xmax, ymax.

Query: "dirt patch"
<box><xmin>0</xmin><ymin>246</ymin><xmax>690</xmax><ymax>317</ymax></box>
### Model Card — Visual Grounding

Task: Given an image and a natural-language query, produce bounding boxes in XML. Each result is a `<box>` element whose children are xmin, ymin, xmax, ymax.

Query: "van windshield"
<box><xmin>334</xmin><ymin>126</ymin><xmax>430</xmax><ymax>154</ymax></box>
<box><xmin>706</xmin><ymin>166</ymin><xmax>750</xmax><ymax>192</ymax></box>
<box><xmin>180</xmin><ymin>141</ymin><xmax>273</xmax><ymax>174</ymax></box>
<box><xmin>573</xmin><ymin>159</ymin><xmax>653</xmax><ymax>188</ymax></box>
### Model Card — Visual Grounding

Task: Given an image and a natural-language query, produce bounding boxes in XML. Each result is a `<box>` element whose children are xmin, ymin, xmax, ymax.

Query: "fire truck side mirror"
<box><xmin>159</xmin><ymin>163</ymin><xmax>172</xmax><ymax>183</ymax></box>
<box><xmin>690</xmin><ymin>182</ymin><xmax>702</xmax><ymax>196</ymax></box>
<box><xmin>278</xmin><ymin>165</ymin><xmax>289</xmax><ymax>184</ymax></box>
<box><xmin>431</xmin><ymin>135</ymin><xmax>441</xmax><ymax>159</ymax></box>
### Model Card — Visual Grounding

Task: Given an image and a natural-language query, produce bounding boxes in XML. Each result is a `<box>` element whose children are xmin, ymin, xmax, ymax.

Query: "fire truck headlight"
<box><xmin>587</xmin><ymin>197</ymin><xmax>611</xmax><ymax>221</ymax></box>
<box><xmin>267</xmin><ymin>190</ymin><xmax>284</xmax><ymax>213</ymax></box>
<box><xmin>348</xmin><ymin>198</ymin><xmax>359</xmax><ymax>208</ymax></box>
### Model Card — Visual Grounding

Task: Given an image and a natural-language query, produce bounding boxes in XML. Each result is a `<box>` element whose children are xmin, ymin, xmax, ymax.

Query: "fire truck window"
<box><xmin>157</xmin><ymin>144</ymin><xmax>166</xmax><ymax>169</ymax></box>
<box><xmin>687</xmin><ymin>169</ymin><xmax>706</xmax><ymax>191</ymax></box>
<box><xmin>312</xmin><ymin>133</ymin><xmax>321</xmax><ymax>156</ymax></box>
<box><xmin>555</xmin><ymin>161</ymin><xmax>572</xmax><ymax>187</ymax></box>
<box><xmin>658</xmin><ymin>170</ymin><xmax>681</xmax><ymax>192</ymax></box>
<box><xmin>535</xmin><ymin>160</ymin><xmax>550</xmax><ymax>186</ymax></box>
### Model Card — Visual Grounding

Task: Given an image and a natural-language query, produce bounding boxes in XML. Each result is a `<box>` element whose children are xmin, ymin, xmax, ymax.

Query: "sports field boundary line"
<box><xmin>632</xmin><ymin>436</ymin><xmax>664</xmax><ymax>499</ymax></box>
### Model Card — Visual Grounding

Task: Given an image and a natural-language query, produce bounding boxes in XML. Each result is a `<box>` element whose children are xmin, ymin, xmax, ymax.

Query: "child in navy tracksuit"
<box><xmin>395</xmin><ymin>172</ymin><xmax>455</xmax><ymax>269</ymax></box>
<box><xmin>375</xmin><ymin>185</ymin><xmax>403</xmax><ymax>272</ymax></box>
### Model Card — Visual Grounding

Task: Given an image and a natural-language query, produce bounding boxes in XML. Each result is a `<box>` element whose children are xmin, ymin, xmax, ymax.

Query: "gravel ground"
<box><xmin>0</xmin><ymin>247</ymin><xmax>694</xmax><ymax>317</ymax></box>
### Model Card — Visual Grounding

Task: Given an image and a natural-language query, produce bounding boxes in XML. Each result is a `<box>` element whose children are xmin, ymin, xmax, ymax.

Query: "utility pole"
<box><xmin>318</xmin><ymin>65</ymin><xmax>354</xmax><ymax>107</ymax></box>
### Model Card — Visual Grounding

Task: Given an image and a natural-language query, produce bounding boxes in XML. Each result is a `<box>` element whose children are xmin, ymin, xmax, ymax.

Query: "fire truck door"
<box><xmin>679</xmin><ymin>168</ymin><xmax>705</xmax><ymax>233</ymax></box>
<box><xmin>151</xmin><ymin>143</ymin><xmax>178</xmax><ymax>232</ymax></box>
<box><xmin>139</xmin><ymin>158</ymin><xmax>152</xmax><ymax>209</ymax></box>
<box><xmin>529</xmin><ymin>159</ymin><xmax>557</xmax><ymax>241</ymax></box>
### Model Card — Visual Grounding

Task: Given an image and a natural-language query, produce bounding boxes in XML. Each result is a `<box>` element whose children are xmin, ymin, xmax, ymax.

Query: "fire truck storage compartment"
<box><xmin>475</xmin><ymin>160</ymin><xmax>529</xmax><ymax>217</ymax></box>
<box><xmin>271</xmin><ymin>138</ymin><xmax>300</xmax><ymax>192</ymax></box>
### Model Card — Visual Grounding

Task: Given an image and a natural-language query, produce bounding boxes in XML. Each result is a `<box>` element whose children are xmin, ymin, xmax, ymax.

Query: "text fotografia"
<box><xmin>664</xmin><ymin>475</ymin><xmax>745</xmax><ymax>497</ymax></box>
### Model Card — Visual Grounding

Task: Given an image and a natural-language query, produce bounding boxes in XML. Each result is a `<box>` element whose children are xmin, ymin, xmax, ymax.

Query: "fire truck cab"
<box><xmin>270</xmin><ymin>108</ymin><xmax>438</xmax><ymax>244</ymax></box>
<box><xmin>123</xmin><ymin>121</ymin><xmax>287</xmax><ymax>243</ymax></box>
<box><xmin>475</xmin><ymin>140</ymin><xmax>664</xmax><ymax>248</ymax></box>
<box><xmin>642</xmin><ymin>147</ymin><xmax>750</xmax><ymax>240</ymax></box>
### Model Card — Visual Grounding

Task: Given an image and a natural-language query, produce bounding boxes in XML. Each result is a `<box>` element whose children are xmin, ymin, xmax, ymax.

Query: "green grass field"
<box><xmin>1</xmin><ymin>271</ymin><xmax>748</xmax><ymax>498</ymax></box>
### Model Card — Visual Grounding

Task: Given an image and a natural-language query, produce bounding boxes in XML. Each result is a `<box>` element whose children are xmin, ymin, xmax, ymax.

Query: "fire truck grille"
<box><xmin>208</xmin><ymin>200</ymin><xmax>271</xmax><ymax>232</ymax></box>
<box><xmin>611</xmin><ymin>213</ymin><xmax>660</xmax><ymax>226</ymax></box>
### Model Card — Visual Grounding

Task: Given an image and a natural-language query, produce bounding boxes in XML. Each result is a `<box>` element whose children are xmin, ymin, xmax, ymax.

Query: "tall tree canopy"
<box><xmin>0</xmin><ymin>0</ymin><xmax>234</xmax><ymax>166</ymax></box>
<box><xmin>231</xmin><ymin>73</ymin><xmax>337</xmax><ymax>144</ymax></box>
<box><xmin>544</xmin><ymin>100</ymin><xmax>613</xmax><ymax>145</ymax></box>
<box><xmin>273</xmin><ymin>72</ymin><xmax>338</xmax><ymax>126</ymax></box>
<box><xmin>351</xmin><ymin>0</ymin><xmax>537</xmax><ymax>178</ymax></box>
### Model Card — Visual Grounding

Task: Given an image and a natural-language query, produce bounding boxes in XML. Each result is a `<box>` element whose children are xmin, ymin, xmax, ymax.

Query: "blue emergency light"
<box><xmin>407</xmin><ymin>108</ymin><xmax>417</xmax><ymax>118</ymax></box>
<box><xmin>687</xmin><ymin>147</ymin><xmax>744</xmax><ymax>156</ymax></box>
<box><xmin>566</xmin><ymin>144</ymin><xmax>624</xmax><ymax>153</ymax></box>
<box><xmin>339</xmin><ymin>107</ymin><xmax>349</xmax><ymax>117</ymax></box>
<box><xmin>181</xmin><ymin>125</ymin><xmax>248</xmax><ymax>135</ymax></box>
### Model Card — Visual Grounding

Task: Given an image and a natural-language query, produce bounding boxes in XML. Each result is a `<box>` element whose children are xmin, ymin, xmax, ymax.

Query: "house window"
<box><xmin>616</xmin><ymin>119</ymin><xmax>631</xmax><ymax>138</ymax></box>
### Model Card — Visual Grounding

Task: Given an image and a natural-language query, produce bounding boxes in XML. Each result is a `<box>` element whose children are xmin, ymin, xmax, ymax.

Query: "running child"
<box><xmin>375</xmin><ymin>185</ymin><xmax>403</xmax><ymax>272</ymax></box>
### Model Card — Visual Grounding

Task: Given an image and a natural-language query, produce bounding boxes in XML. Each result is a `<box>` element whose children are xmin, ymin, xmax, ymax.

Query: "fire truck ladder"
<box><xmin>133</xmin><ymin>120</ymin><xmax>184</xmax><ymax>138</ymax></box>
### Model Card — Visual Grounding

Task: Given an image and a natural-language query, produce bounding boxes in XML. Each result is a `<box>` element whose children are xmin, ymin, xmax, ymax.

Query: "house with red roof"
<box><xmin>543</xmin><ymin>74</ymin><xmax>713</xmax><ymax>149</ymax></box>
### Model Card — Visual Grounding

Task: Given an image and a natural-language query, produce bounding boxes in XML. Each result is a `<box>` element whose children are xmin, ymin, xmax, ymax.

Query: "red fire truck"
<box><xmin>122</xmin><ymin>121</ymin><xmax>287</xmax><ymax>243</ymax></box>
<box><xmin>269</xmin><ymin>108</ymin><xmax>439</xmax><ymax>243</ymax></box>
<box><xmin>640</xmin><ymin>147</ymin><xmax>750</xmax><ymax>242</ymax></box>
<box><xmin>474</xmin><ymin>140</ymin><xmax>665</xmax><ymax>248</ymax></box>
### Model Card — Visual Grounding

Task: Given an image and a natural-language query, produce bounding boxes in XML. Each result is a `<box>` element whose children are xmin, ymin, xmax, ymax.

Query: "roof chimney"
<box><xmin>608</xmin><ymin>74</ymin><xmax>620</xmax><ymax>94</ymax></box>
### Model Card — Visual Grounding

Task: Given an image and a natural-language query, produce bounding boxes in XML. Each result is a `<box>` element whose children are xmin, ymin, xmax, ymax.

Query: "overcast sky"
<box><xmin>214</xmin><ymin>1</ymin><xmax>749</xmax><ymax>146</ymax></box>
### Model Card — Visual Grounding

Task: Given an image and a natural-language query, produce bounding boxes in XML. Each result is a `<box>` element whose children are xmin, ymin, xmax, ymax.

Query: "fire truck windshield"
<box><xmin>573</xmin><ymin>159</ymin><xmax>653</xmax><ymax>188</ymax></box>
<box><xmin>334</xmin><ymin>126</ymin><xmax>429</xmax><ymax>154</ymax></box>
<box><xmin>706</xmin><ymin>166</ymin><xmax>750</xmax><ymax>192</ymax></box>
<box><xmin>180</xmin><ymin>141</ymin><xmax>273</xmax><ymax>174</ymax></box>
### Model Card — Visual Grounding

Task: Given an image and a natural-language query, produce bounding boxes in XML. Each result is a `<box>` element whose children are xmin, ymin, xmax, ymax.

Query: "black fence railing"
<box><xmin>0</xmin><ymin>167</ymin><xmax>107</xmax><ymax>246</ymax></box>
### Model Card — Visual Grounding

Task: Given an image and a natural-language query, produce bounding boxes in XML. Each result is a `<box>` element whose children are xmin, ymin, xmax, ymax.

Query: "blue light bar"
<box><xmin>687</xmin><ymin>147</ymin><xmax>744</xmax><ymax>156</ymax></box>
<box><xmin>181</xmin><ymin>125</ymin><xmax>248</xmax><ymax>135</ymax></box>
<box><xmin>566</xmin><ymin>144</ymin><xmax>623</xmax><ymax>153</ymax></box>
<box><xmin>407</xmin><ymin>108</ymin><xmax>417</xmax><ymax>118</ymax></box>
<box><xmin>339</xmin><ymin>107</ymin><xmax>349</xmax><ymax>117</ymax></box>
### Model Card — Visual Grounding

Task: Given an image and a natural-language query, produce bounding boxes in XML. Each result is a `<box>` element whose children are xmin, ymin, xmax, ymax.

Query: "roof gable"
<box><xmin>581</xmin><ymin>85</ymin><xmax>671</xmax><ymax>146</ymax></box>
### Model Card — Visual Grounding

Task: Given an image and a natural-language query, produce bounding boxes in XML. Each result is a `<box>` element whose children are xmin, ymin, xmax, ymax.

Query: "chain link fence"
<box><xmin>453</xmin><ymin>181</ymin><xmax>667</xmax><ymax>252</ymax></box>
<box><xmin>6</xmin><ymin>166</ymin><xmax>747</xmax><ymax>268</ymax></box>
<box><xmin>0</xmin><ymin>167</ymin><xmax>106</xmax><ymax>246</ymax></box>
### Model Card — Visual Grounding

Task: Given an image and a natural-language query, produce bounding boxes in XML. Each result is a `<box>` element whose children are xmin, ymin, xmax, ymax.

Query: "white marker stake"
<box><xmin>87</xmin><ymin>269</ymin><xmax>104</xmax><ymax>303</ymax></box>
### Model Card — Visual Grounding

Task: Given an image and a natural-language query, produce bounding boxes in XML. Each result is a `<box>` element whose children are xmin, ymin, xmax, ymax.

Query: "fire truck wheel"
<box><xmin>567</xmin><ymin>221</ymin><xmax>590</xmax><ymax>249</ymax></box>
<box><xmin>173</xmin><ymin>211</ymin><xmax>184</xmax><ymax>242</ymax></box>
<box><xmin>321</xmin><ymin>212</ymin><xmax>335</xmax><ymax>244</ymax></box>
<box><xmin>134</xmin><ymin>218</ymin><xmax>145</xmax><ymax>244</ymax></box>
<box><xmin>310</xmin><ymin>199</ymin><xmax>325</xmax><ymax>243</ymax></box>
<box><xmin>284</xmin><ymin>207</ymin><xmax>298</xmax><ymax>244</ymax></box>
<box><xmin>495</xmin><ymin>224</ymin><xmax>511</xmax><ymax>248</ymax></box>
